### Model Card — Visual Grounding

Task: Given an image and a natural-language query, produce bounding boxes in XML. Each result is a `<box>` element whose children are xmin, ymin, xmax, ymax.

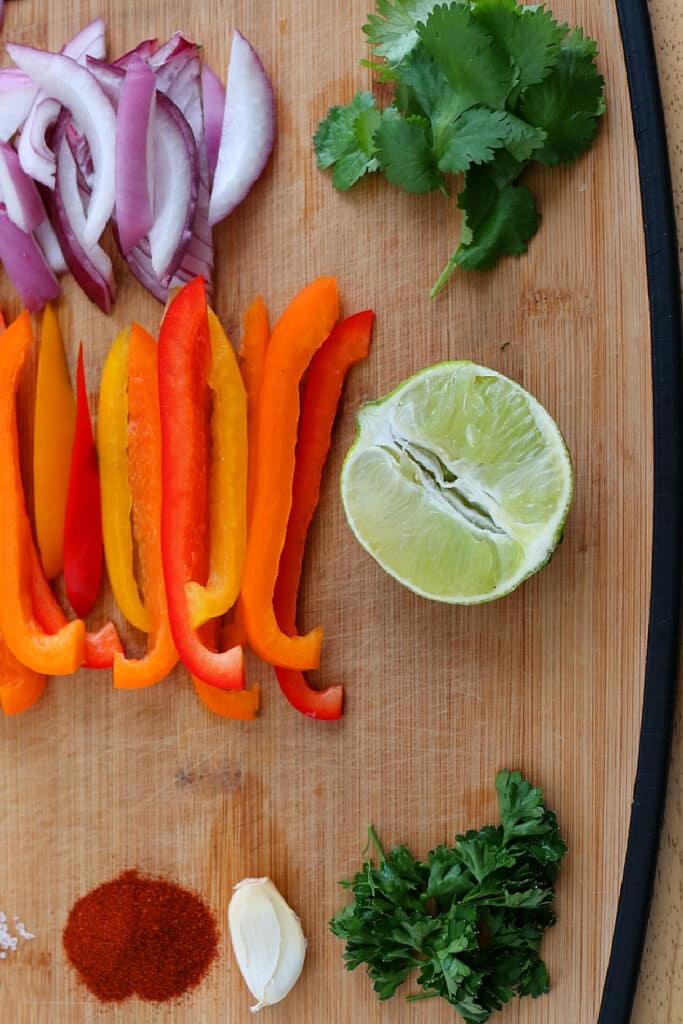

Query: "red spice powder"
<box><xmin>62</xmin><ymin>870</ymin><xmax>218</xmax><ymax>1003</ymax></box>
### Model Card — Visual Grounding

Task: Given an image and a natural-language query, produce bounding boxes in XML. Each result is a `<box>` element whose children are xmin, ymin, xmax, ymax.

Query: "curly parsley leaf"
<box><xmin>417</xmin><ymin>3</ymin><xmax>516</xmax><ymax>113</ymax></box>
<box><xmin>331</xmin><ymin>772</ymin><xmax>567</xmax><ymax>1024</ymax></box>
<box><xmin>521</xmin><ymin>27</ymin><xmax>605</xmax><ymax>165</ymax></box>
<box><xmin>363</xmin><ymin>0</ymin><xmax>442</xmax><ymax>65</ymax></box>
<box><xmin>313</xmin><ymin>90</ymin><xmax>381</xmax><ymax>190</ymax></box>
<box><xmin>374</xmin><ymin>108</ymin><xmax>446</xmax><ymax>193</ymax></box>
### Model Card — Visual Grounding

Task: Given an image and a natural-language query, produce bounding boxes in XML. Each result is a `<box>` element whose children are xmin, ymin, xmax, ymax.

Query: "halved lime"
<box><xmin>340</xmin><ymin>361</ymin><xmax>573</xmax><ymax>603</ymax></box>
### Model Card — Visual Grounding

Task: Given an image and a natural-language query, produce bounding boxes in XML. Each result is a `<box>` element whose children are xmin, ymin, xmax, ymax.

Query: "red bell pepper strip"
<box><xmin>273</xmin><ymin>311</ymin><xmax>374</xmax><ymax>719</ymax></box>
<box><xmin>0</xmin><ymin>312</ymin><xmax>85</xmax><ymax>675</ymax></box>
<box><xmin>158</xmin><ymin>277</ymin><xmax>244</xmax><ymax>690</ymax></box>
<box><xmin>63</xmin><ymin>344</ymin><xmax>103</xmax><ymax>617</ymax></box>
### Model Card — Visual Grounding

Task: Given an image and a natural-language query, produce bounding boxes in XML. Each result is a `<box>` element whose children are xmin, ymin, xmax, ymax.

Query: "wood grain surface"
<box><xmin>631</xmin><ymin>3</ymin><xmax>683</xmax><ymax>1022</ymax></box>
<box><xmin>0</xmin><ymin>1</ymin><xmax>658</xmax><ymax>1022</ymax></box>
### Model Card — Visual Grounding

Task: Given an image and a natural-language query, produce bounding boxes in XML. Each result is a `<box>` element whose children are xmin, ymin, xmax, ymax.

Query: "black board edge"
<box><xmin>600</xmin><ymin>2</ymin><xmax>683</xmax><ymax>1021</ymax></box>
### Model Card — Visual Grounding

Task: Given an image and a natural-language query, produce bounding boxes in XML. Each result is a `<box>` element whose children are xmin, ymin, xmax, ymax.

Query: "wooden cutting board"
<box><xmin>0</xmin><ymin>1</ymin><xmax>658</xmax><ymax>1022</ymax></box>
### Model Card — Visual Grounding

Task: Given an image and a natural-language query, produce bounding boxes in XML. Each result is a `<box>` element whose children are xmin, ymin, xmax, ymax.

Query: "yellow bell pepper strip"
<box><xmin>223</xmin><ymin>295</ymin><xmax>270</xmax><ymax>651</ymax></box>
<box><xmin>0</xmin><ymin>311</ymin><xmax>85</xmax><ymax>675</ymax></box>
<box><xmin>113</xmin><ymin>323</ymin><xmax>179</xmax><ymax>689</ymax></box>
<box><xmin>0</xmin><ymin>631</ymin><xmax>46</xmax><ymax>715</ymax></box>
<box><xmin>273</xmin><ymin>311</ymin><xmax>374</xmax><ymax>719</ymax></box>
<box><xmin>158</xmin><ymin>277</ymin><xmax>244</xmax><ymax>690</ymax></box>
<box><xmin>184</xmin><ymin>308</ymin><xmax>247</xmax><ymax>628</ymax></box>
<box><xmin>98</xmin><ymin>328</ymin><xmax>151</xmax><ymax>633</ymax></box>
<box><xmin>240</xmin><ymin>295</ymin><xmax>270</xmax><ymax>522</ymax></box>
<box><xmin>33</xmin><ymin>302</ymin><xmax>76</xmax><ymax>581</ymax></box>
<box><xmin>64</xmin><ymin>345</ymin><xmax>104</xmax><ymax>618</ymax></box>
<box><xmin>240</xmin><ymin>276</ymin><xmax>339</xmax><ymax>671</ymax></box>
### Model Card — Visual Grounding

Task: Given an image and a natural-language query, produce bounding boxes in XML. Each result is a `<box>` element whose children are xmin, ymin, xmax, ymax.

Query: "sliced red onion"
<box><xmin>9</xmin><ymin>45</ymin><xmax>116</xmax><ymax>247</ymax></box>
<box><xmin>34</xmin><ymin>213</ymin><xmax>67</xmax><ymax>275</ymax></box>
<box><xmin>159</xmin><ymin>46</ymin><xmax>214</xmax><ymax>288</ymax></box>
<box><xmin>0</xmin><ymin>140</ymin><xmax>45</xmax><ymax>233</ymax></box>
<box><xmin>118</xmin><ymin>235</ymin><xmax>167</xmax><ymax>303</ymax></box>
<box><xmin>65</xmin><ymin>123</ymin><xmax>94</xmax><ymax>193</ymax></box>
<box><xmin>42</xmin><ymin>116</ymin><xmax>115</xmax><ymax>313</ymax></box>
<box><xmin>115</xmin><ymin>55</ymin><xmax>155</xmax><ymax>253</ymax></box>
<box><xmin>113</xmin><ymin>38</ymin><xmax>158</xmax><ymax>68</ymax></box>
<box><xmin>0</xmin><ymin>76</ymin><xmax>37</xmax><ymax>142</ymax></box>
<box><xmin>201</xmin><ymin>65</ymin><xmax>225</xmax><ymax>184</ymax></box>
<box><xmin>148</xmin><ymin>32</ymin><xmax>196</xmax><ymax>72</ymax></box>
<box><xmin>208</xmin><ymin>31</ymin><xmax>275</xmax><ymax>227</ymax></box>
<box><xmin>0</xmin><ymin>203</ymin><xmax>60</xmax><ymax>310</ymax></box>
<box><xmin>87</xmin><ymin>58</ymin><xmax>199</xmax><ymax>285</ymax></box>
<box><xmin>15</xmin><ymin>19</ymin><xmax>106</xmax><ymax>187</ymax></box>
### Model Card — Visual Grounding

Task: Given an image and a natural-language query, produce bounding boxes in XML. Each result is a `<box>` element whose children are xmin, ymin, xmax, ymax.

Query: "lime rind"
<box><xmin>341</xmin><ymin>361</ymin><xmax>573</xmax><ymax>604</ymax></box>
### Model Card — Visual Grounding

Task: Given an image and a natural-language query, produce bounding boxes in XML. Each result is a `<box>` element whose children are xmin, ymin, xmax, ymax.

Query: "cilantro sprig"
<box><xmin>313</xmin><ymin>0</ymin><xmax>605</xmax><ymax>294</ymax></box>
<box><xmin>330</xmin><ymin>770</ymin><xmax>567</xmax><ymax>1023</ymax></box>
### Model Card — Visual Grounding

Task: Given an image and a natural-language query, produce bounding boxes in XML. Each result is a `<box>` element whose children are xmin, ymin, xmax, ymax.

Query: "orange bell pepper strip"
<box><xmin>113</xmin><ymin>323</ymin><xmax>179</xmax><ymax>689</ymax></box>
<box><xmin>0</xmin><ymin>312</ymin><xmax>85</xmax><ymax>675</ymax></box>
<box><xmin>273</xmin><ymin>311</ymin><xmax>374</xmax><ymax>720</ymax></box>
<box><xmin>240</xmin><ymin>276</ymin><xmax>339</xmax><ymax>670</ymax></box>
<box><xmin>0</xmin><ymin>631</ymin><xmax>46</xmax><ymax>715</ymax></box>
<box><xmin>192</xmin><ymin>619</ymin><xmax>259</xmax><ymax>721</ymax></box>
<box><xmin>99</xmin><ymin>327</ymin><xmax>151</xmax><ymax>633</ymax></box>
<box><xmin>63</xmin><ymin>345</ymin><xmax>104</xmax><ymax>618</ymax></box>
<box><xmin>33</xmin><ymin>302</ymin><xmax>76</xmax><ymax>581</ymax></box>
<box><xmin>224</xmin><ymin>295</ymin><xmax>270</xmax><ymax>650</ymax></box>
<box><xmin>158</xmin><ymin>277</ymin><xmax>244</xmax><ymax>690</ymax></box>
<box><xmin>27</xmin><ymin>540</ymin><xmax>123</xmax><ymax>669</ymax></box>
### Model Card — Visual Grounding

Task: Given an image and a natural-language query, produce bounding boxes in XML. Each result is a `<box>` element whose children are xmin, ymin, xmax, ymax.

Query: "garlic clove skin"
<box><xmin>228</xmin><ymin>877</ymin><xmax>307</xmax><ymax>1011</ymax></box>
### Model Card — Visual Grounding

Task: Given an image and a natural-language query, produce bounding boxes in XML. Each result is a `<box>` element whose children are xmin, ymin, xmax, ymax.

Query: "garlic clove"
<box><xmin>228</xmin><ymin>877</ymin><xmax>307</xmax><ymax>1011</ymax></box>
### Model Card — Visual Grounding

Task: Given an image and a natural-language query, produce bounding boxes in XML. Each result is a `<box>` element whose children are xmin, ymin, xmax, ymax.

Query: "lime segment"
<box><xmin>340</xmin><ymin>362</ymin><xmax>573</xmax><ymax>603</ymax></box>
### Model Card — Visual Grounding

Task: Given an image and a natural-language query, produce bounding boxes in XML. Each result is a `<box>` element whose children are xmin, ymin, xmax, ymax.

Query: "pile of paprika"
<box><xmin>62</xmin><ymin>870</ymin><xmax>218</xmax><ymax>1003</ymax></box>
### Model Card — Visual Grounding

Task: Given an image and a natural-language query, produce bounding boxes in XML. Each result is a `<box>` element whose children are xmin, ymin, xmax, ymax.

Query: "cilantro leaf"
<box><xmin>499</xmin><ymin>113</ymin><xmax>547</xmax><ymax>162</ymax></box>
<box><xmin>418</xmin><ymin>3</ymin><xmax>516</xmax><ymax>113</ymax></box>
<box><xmin>521</xmin><ymin>27</ymin><xmax>605</xmax><ymax>165</ymax></box>
<box><xmin>363</xmin><ymin>0</ymin><xmax>441</xmax><ymax>65</ymax></box>
<box><xmin>313</xmin><ymin>91</ymin><xmax>381</xmax><ymax>190</ymax></box>
<box><xmin>471</xmin><ymin>0</ymin><xmax>567</xmax><ymax>101</ymax></box>
<box><xmin>374</xmin><ymin>108</ymin><xmax>446</xmax><ymax>193</ymax></box>
<box><xmin>437</xmin><ymin>107</ymin><xmax>512</xmax><ymax>174</ymax></box>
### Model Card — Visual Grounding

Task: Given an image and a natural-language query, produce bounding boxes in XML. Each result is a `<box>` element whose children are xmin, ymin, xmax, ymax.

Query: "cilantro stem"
<box><xmin>430</xmin><ymin>255</ymin><xmax>459</xmax><ymax>298</ymax></box>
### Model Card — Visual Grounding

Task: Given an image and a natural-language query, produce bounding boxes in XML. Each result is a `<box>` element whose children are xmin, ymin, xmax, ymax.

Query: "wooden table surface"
<box><xmin>632</xmin><ymin>3</ymin><xmax>683</xmax><ymax>1022</ymax></box>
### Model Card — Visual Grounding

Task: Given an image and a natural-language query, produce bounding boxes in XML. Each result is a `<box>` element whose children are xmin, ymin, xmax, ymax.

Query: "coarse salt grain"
<box><xmin>0</xmin><ymin>911</ymin><xmax>35</xmax><ymax>959</ymax></box>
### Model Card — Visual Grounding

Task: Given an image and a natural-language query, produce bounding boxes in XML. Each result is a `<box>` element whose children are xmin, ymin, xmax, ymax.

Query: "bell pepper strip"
<box><xmin>113</xmin><ymin>322</ymin><xmax>179</xmax><ymax>689</ymax></box>
<box><xmin>223</xmin><ymin>296</ymin><xmax>270</xmax><ymax>650</ymax></box>
<box><xmin>273</xmin><ymin>311</ymin><xmax>374</xmax><ymax>720</ymax></box>
<box><xmin>0</xmin><ymin>312</ymin><xmax>85</xmax><ymax>675</ymax></box>
<box><xmin>192</xmin><ymin>619</ymin><xmax>259</xmax><ymax>720</ymax></box>
<box><xmin>158</xmin><ymin>277</ymin><xmax>244</xmax><ymax>690</ymax></box>
<box><xmin>63</xmin><ymin>345</ymin><xmax>104</xmax><ymax>618</ymax></box>
<box><xmin>33</xmin><ymin>302</ymin><xmax>76</xmax><ymax>581</ymax></box>
<box><xmin>0</xmin><ymin>630</ymin><xmax>46</xmax><ymax>715</ymax></box>
<box><xmin>184</xmin><ymin>308</ymin><xmax>247</xmax><ymax>628</ymax></box>
<box><xmin>240</xmin><ymin>275</ymin><xmax>339</xmax><ymax>670</ymax></box>
<box><xmin>27</xmin><ymin>539</ymin><xmax>123</xmax><ymax>669</ymax></box>
<box><xmin>98</xmin><ymin>328</ymin><xmax>151</xmax><ymax>633</ymax></box>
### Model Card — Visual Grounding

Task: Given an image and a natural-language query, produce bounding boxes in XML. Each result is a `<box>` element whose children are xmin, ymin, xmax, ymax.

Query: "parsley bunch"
<box><xmin>330</xmin><ymin>770</ymin><xmax>567</xmax><ymax>1023</ymax></box>
<box><xmin>313</xmin><ymin>0</ymin><xmax>605</xmax><ymax>295</ymax></box>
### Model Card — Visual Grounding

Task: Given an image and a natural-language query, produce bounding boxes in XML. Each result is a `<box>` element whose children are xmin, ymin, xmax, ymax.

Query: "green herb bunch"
<box><xmin>313</xmin><ymin>0</ymin><xmax>606</xmax><ymax>295</ymax></box>
<box><xmin>330</xmin><ymin>770</ymin><xmax>567</xmax><ymax>1023</ymax></box>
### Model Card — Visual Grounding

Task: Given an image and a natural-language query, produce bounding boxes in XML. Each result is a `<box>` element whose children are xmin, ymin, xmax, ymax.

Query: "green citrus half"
<box><xmin>340</xmin><ymin>361</ymin><xmax>573</xmax><ymax>603</ymax></box>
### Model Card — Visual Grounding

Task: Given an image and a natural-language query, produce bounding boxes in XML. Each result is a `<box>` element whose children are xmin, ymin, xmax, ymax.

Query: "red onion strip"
<box><xmin>0</xmin><ymin>140</ymin><xmax>45</xmax><ymax>233</ymax></box>
<box><xmin>0</xmin><ymin>203</ymin><xmax>60</xmax><ymax>311</ymax></box>
<box><xmin>201</xmin><ymin>64</ymin><xmax>225</xmax><ymax>184</ymax></box>
<box><xmin>115</xmin><ymin>55</ymin><xmax>155</xmax><ymax>253</ymax></box>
